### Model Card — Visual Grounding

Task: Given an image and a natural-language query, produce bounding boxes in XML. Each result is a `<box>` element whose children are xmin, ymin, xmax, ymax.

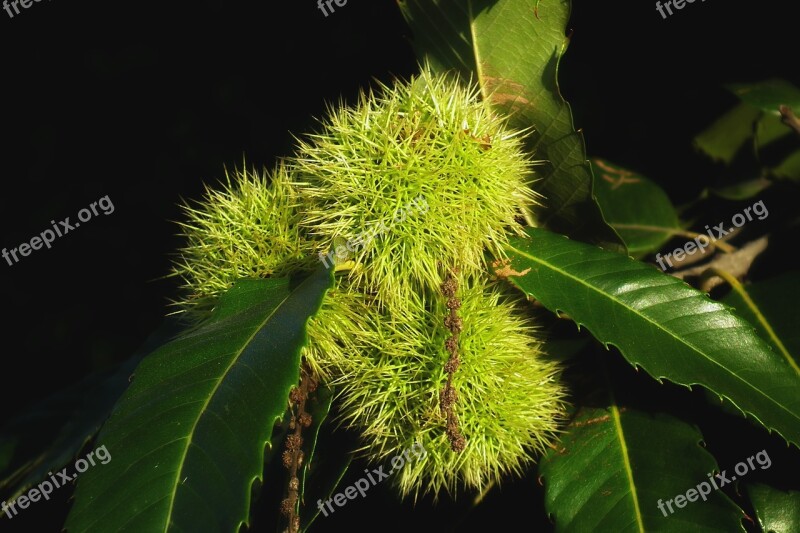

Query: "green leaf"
<box><xmin>756</xmin><ymin>112</ymin><xmax>796</xmax><ymax>147</ymax></box>
<box><xmin>755</xmin><ymin>113</ymin><xmax>800</xmax><ymax>181</ymax></box>
<box><xmin>397</xmin><ymin>0</ymin><xmax>624</xmax><ymax>251</ymax></box>
<box><xmin>497</xmin><ymin>228</ymin><xmax>800</xmax><ymax>446</ymax></box>
<box><xmin>0</xmin><ymin>318</ymin><xmax>183</xmax><ymax>503</ymax></box>
<box><xmin>297</xmin><ymin>385</ymin><xmax>353</xmax><ymax>532</ymax></box>
<box><xmin>694</xmin><ymin>80</ymin><xmax>800</xmax><ymax>181</ymax></box>
<box><xmin>298</xmin><ymin>386</ymin><xmax>335</xmax><ymax>511</ymax></box>
<box><xmin>709</xmin><ymin>177</ymin><xmax>772</xmax><ymax>201</ymax></box>
<box><xmin>299</xmin><ymin>394</ymin><xmax>353</xmax><ymax>532</ymax></box>
<box><xmin>694</xmin><ymin>103</ymin><xmax>760</xmax><ymax>165</ymax></box>
<box><xmin>591</xmin><ymin>158</ymin><xmax>680</xmax><ymax>257</ymax></box>
<box><xmin>540</xmin><ymin>404</ymin><xmax>743</xmax><ymax>532</ymax></box>
<box><xmin>727</xmin><ymin>79</ymin><xmax>800</xmax><ymax>116</ymax></box>
<box><xmin>65</xmin><ymin>269</ymin><xmax>332</xmax><ymax>532</ymax></box>
<box><xmin>721</xmin><ymin>271</ymin><xmax>800</xmax><ymax>373</ymax></box>
<box><xmin>747</xmin><ymin>483</ymin><xmax>800</xmax><ymax>533</ymax></box>
<box><xmin>764</xmin><ymin>145</ymin><xmax>800</xmax><ymax>181</ymax></box>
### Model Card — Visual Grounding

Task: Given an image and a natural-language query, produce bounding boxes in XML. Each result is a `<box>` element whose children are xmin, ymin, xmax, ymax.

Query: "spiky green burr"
<box><xmin>169</xmin><ymin>64</ymin><xmax>566</xmax><ymax>500</ymax></box>
<box><xmin>321</xmin><ymin>275</ymin><xmax>565</xmax><ymax>497</ymax></box>
<box><xmin>292</xmin><ymin>66</ymin><xmax>540</xmax><ymax>310</ymax></box>
<box><xmin>171</xmin><ymin>163</ymin><xmax>315</xmax><ymax>317</ymax></box>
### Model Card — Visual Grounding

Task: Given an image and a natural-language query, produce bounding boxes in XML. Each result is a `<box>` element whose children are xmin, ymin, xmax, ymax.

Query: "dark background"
<box><xmin>1</xmin><ymin>0</ymin><xmax>798</xmax><ymax>531</ymax></box>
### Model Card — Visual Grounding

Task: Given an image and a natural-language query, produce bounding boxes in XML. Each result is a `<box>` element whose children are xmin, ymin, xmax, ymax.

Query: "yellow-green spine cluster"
<box><xmin>171</xmin><ymin>64</ymin><xmax>566</xmax><ymax>497</ymax></box>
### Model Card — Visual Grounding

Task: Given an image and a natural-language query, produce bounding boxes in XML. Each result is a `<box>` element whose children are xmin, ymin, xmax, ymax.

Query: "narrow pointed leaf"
<box><xmin>498</xmin><ymin>228</ymin><xmax>800</xmax><ymax>446</ymax></box>
<box><xmin>540</xmin><ymin>404</ymin><xmax>743</xmax><ymax>532</ymax></box>
<box><xmin>397</xmin><ymin>0</ymin><xmax>623</xmax><ymax>250</ymax></box>
<box><xmin>65</xmin><ymin>269</ymin><xmax>332</xmax><ymax>532</ymax></box>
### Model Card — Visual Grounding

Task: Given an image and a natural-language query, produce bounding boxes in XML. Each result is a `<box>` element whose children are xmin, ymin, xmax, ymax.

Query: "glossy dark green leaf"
<box><xmin>721</xmin><ymin>272</ymin><xmax>800</xmax><ymax>373</ymax></box>
<box><xmin>591</xmin><ymin>158</ymin><xmax>680</xmax><ymax>257</ymax></box>
<box><xmin>747</xmin><ymin>483</ymin><xmax>800</xmax><ymax>533</ymax></box>
<box><xmin>498</xmin><ymin>228</ymin><xmax>800</xmax><ymax>446</ymax></box>
<box><xmin>65</xmin><ymin>270</ymin><xmax>332</xmax><ymax>532</ymax></box>
<box><xmin>540</xmin><ymin>404</ymin><xmax>743</xmax><ymax>532</ymax></box>
<box><xmin>397</xmin><ymin>0</ymin><xmax>623</xmax><ymax>251</ymax></box>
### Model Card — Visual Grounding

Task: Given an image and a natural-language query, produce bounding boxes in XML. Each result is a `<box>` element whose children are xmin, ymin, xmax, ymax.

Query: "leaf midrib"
<box><xmin>611</xmin><ymin>404</ymin><xmax>645</xmax><ymax>533</ymax></box>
